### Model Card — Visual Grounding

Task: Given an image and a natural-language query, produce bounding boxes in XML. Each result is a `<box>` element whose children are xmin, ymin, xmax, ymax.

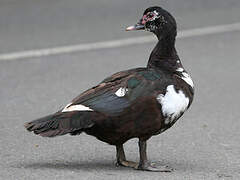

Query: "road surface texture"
<box><xmin>0</xmin><ymin>0</ymin><xmax>240</xmax><ymax>180</ymax></box>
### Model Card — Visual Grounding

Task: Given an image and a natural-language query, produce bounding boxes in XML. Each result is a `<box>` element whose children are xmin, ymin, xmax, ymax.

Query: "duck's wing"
<box><xmin>25</xmin><ymin>68</ymin><xmax>169</xmax><ymax>137</ymax></box>
<box><xmin>66</xmin><ymin>68</ymin><xmax>155</xmax><ymax>116</ymax></box>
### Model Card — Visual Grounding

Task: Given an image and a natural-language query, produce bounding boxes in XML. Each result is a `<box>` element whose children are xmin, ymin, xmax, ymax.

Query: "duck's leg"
<box><xmin>115</xmin><ymin>144</ymin><xmax>138</xmax><ymax>168</ymax></box>
<box><xmin>137</xmin><ymin>139</ymin><xmax>173</xmax><ymax>172</ymax></box>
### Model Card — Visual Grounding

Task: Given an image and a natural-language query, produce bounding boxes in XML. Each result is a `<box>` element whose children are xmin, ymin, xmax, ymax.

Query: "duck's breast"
<box><xmin>156</xmin><ymin>85</ymin><xmax>190</xmax><ymax>124</ymax></box>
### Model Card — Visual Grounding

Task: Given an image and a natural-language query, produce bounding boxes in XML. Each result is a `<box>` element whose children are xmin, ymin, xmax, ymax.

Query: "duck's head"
<box><xmin>126</xmin><ymin>6</ymin><xmax>177</xmax><ymax>38</ymax></box>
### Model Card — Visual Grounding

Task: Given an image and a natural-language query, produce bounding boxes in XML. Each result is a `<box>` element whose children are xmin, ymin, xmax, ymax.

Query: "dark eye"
<box><xmin>147</xmin><ymin>13</ymin><xmax>154</xmax><ymax>18</ymax></box>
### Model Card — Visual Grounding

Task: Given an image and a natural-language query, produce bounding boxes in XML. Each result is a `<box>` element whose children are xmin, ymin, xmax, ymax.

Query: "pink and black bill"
<box><xmin>126</xmin><ymin>23</ymin><xmax>145</xmax><ymax>31</ymax></box>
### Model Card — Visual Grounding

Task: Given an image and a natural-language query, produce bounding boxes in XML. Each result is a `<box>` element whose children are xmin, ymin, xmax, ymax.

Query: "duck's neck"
<box><xmin>147</xmin><ymin>32</ymin><xmax>182</xmax><ymax>72</ymax></box>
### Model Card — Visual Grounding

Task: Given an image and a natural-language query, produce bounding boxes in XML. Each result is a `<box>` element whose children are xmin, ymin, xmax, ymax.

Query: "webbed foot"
<box><xmin>137</xmin><ymin>162</ymin><xmax>173</xmax><ymax>172</ymax></box>
<box><xmin>116</xmin><ymin>160</ymin><xmax>138</xmax><ymax>169</ymax></box>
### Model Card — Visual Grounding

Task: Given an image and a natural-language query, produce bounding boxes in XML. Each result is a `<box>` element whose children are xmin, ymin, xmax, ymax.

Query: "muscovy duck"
<box><xmin>25</xmin><ymin>6</ymin><xmax>194</xmax><ymax>172</ymax></box>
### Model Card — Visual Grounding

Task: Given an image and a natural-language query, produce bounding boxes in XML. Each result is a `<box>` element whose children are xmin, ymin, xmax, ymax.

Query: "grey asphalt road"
<box><xmin>0</xmin><ymin>1</ymin><xmax>240</xmax><ymax>180</ymax></box>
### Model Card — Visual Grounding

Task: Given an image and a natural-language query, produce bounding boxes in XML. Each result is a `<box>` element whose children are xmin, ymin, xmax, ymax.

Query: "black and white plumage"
<box><xmin>25</xmin><ymin>6</ymin><xmax>194</xmax><ymax>171</ymax></box>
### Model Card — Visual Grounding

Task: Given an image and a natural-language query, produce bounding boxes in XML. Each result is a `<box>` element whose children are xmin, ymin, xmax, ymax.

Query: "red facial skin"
<box><xmin>141</xmin><ymin>12</ymin><xmax>155</xmax><ymax>24</ymax></box>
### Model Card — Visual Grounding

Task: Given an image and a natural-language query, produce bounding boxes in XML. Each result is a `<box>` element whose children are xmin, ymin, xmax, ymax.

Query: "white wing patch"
<box><xmin>181</xmin><ymin>72</ymin><xmax>194</xmax><ymax>88</ymax></box>
<box><xmin>62</xmin><ymin>103</ymin><xmax>93</xmax><ymax>112</ymax></box>
<box><xmin>157</xmin><ymin>85</ymin><xmax>189</xmax><ymax>124</ymax></box>
<box><xmin>115</xmin><ymin>87</ymin><xmax>128</xmax><ymax>97</ymax></box>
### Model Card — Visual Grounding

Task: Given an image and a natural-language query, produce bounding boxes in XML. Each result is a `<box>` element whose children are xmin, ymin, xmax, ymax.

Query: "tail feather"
<box><xmin>24</xmin><ymin>112</ymin><xmax>94</xmax><ymax>137</ymax></box>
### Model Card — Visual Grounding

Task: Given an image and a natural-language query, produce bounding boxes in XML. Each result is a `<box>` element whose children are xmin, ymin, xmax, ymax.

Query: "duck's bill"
<box><xmin>126</xmin><ymin>24</ymin><xmax>145</xmax><ymax>31</ymax></box>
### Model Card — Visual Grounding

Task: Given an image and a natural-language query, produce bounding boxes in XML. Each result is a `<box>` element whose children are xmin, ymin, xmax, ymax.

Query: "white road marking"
<box><xmin>62</xmin><ymin>103</ymin><xmax>93</xmax><ymax>112</ymax></box>
<box><xmin>0</xmin><ymin>22</ymin><xmax>240</xmax><ymax>61</ymax></box>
